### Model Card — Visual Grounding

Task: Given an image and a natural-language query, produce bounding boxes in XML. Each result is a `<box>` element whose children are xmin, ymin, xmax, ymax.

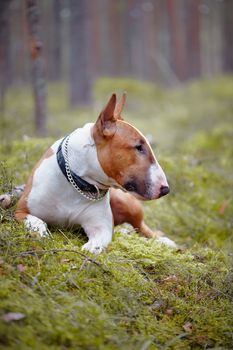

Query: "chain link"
<box><xmin>63</xmin><ymin>135</ymin><xmax>107</xmax><ymax>202</ymax></box>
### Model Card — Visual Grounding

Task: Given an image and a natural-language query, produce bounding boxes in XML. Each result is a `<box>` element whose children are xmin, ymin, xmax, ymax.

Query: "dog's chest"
<box><xmin>26</xmin><ymin>124</ymin><xmax>111</xmax><ymax>226</ymax></box>
<box><xmin>28</xmin><ymin>160</ymin><xmax>86</xmax><ymax>225</ymax></box>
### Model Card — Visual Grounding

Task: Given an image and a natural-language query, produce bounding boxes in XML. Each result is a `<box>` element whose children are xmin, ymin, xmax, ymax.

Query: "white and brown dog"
<box><xmin>13</xmin><ymin>93</ymin><xmax>176</xmax><ymax>253</ymax></box>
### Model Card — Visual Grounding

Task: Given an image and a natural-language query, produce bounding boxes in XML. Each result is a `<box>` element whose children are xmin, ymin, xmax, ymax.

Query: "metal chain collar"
<box><xmin>63</xmin><ymin>135</ymin><xmax>108</xmax><ymax>202</ymax></box>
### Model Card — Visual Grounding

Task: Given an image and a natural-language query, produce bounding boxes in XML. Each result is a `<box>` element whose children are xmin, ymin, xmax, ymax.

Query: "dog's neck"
<box><xmin>65</xmin><ymin>123</ymin><xmax>116</xmax><ymax>189</ymax></box>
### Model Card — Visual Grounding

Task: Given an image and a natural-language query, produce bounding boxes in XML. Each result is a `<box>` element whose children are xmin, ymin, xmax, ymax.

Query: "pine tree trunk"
<box><xmin>48</xmin><ymin>0</ymin><xmax>62</xmax><ymax>81</ymax></box>
<box><xmin>184</xmin><ymin>0</ymin><xmax>201</xmax><ymax>79</ymax></box>
<box><xmin>26</xmin><ymin>0</ymin><xmax>47</xmax><ymax>137</ymax></box>
<box><xmin>0</xmin><ymin>0</ymin><xmax>11</xmax><ymax>113</ymax></box>
<box><xmin>223</xmin><ymin>0</ymin><xmax>233</xmax><ymax>72</ymax></box>
<box><xmin>166</xmin><ymin>0</ymin><xmax>187</xmax><ymax>81</ymax></box>
<box><xmin>69</xmin><ymin>0</ymin><xmax>91</xmax><ymax>107</ymax></box>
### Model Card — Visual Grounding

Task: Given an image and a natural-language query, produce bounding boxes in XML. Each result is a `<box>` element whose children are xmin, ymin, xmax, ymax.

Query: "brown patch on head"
<box><xmin>93</xmin><ymin>119</ymin><xmax>155</xmax><ymax>197</ymax></box>
<box><xmin>93</xmin><ymin>93</ymin><xmax>169</xmax><ymax>200</ymax></box>
<box><xmin>15</xmin><ymin>147</ymin><xmax>54</xmax><ymax>222</ymax></box>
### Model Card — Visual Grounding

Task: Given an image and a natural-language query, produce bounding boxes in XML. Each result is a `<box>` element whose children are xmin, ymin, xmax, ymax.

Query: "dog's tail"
<box><xmin>0</xmin><ymin>185</ymin><xmax>25</xmax><ymax>209</ymax></box>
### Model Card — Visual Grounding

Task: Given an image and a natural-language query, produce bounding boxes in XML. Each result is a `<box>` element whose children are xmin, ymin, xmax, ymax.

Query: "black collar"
<box><xmin>56</xmin><ymin>136</ymin><xmax>108</xmax><ymax>199</ymax></box>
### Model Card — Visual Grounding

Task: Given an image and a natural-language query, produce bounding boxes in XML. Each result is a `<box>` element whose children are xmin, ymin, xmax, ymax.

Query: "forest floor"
<box><xmin>0</xmin><ymin>76</ymin><xmax>233</xmax><ymax>349</ymax></box>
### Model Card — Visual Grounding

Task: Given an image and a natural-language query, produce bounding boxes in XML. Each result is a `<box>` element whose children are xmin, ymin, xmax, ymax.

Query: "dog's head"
<box><xmin>93</xmin><ymin>93</ymin><xmax>169</xmax><ymax>200</ymax></box>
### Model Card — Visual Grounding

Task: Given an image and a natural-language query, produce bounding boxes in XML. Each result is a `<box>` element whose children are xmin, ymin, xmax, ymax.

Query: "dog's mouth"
<box><xmin>95</xmin><ymin>178</ymin><xmax>165</xmax><ymax>201</ymax></box>
<box><xmin>123</xmin><ymin>178</ymin><xmax>169</xmax><ymax>201</ymax></box>
<box><xmin>123</xmin><ymin>180</ymin><xmax>153</xmax><ymax>201</ymax></box>
<box><xmin>124</xmin><ymin>181</ymin><xmax>138</xmax><ymax>193</ymax></box>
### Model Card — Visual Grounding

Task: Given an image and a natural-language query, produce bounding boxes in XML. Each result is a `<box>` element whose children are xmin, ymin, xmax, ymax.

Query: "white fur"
<box><xmin>148</xmin><ymin>163</ymin><xmax>168</xmax><ymax>198</ymax></box>
<box><xmin>25</xmin><ymin>214</ymin><xmax>48</xmax><ymax>237</ymax></box>
<box><xmin>157</xmin><ymin>236</ymin><xmax>177</xmax><ymax>248</ymax></box>
<box><xmin>149</xmin><ymin>163</ymin><xmax>168</xmax><ymax>186</ymax></box>
<box><xmin>26</xmin><ymin>123</ymin><xmax>115</xmax><ymax>253</ymax></box>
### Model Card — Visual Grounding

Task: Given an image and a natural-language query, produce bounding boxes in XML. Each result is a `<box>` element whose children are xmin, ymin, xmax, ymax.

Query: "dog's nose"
<box><xmin>159</xmin><ymin>186</ymin><xmax>170</xmax><ymax>197</ymax></box>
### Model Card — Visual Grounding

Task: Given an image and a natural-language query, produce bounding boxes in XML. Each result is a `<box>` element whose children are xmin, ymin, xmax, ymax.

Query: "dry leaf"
<box><xmin>3</xmin><ymin>312</ymin><xmax>26</xmax><ymax>323</ymax></box>
<box><xmin>183</xmin><ymin>322</ymin><xmax>193</xmax><ymax>333</ymax></box>
<box><xmin>219</xmin><ymin>202</ymin><xmax>227</xmax><ymax>215</ymax></box>
<box><xmin>17</xmin><ymin>264</ymin><xmax>26</xmax><ymax>272</ymax></box>
<box><xmin>165</xmin><ymin>308</ymin><xmax>173</xmax><ymax>316</ymax></box>
<box><xmin>162</xmin><ymin>275</ymin><xmax>178</xmax><ymax>283</ymax></box>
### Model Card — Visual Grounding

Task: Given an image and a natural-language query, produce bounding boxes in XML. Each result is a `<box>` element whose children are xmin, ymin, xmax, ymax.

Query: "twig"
<box><xmin>15</xmin><ymin>248</ymin><xmax>108</xmax><ymax>272</ymax></box>
<box><xmin>78</xmin><ymin>256</ymin><xmax>90</xmax><ymax>272</ymax></box>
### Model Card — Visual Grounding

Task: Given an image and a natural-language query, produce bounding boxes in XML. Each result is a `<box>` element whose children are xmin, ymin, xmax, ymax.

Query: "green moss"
<box><xmin>0</xmin><ymin>228</ymin><xmax>232</xmax><ymax>349</ymax></box>
<box><xmin>0</xmin><ymin>76</ymin><xmax>233</xmax><ymax>349</ymax></box>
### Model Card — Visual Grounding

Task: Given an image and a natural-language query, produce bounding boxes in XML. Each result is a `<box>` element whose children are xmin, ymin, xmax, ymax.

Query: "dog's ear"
<box><xmin>114</xmin><ymin>92</ymin><xmax>126</xmax><ymax>120</ymax></box>
<box><xmin>95</xmin><ymin>93</ymin><xmax>117</xmax><ymax>138</ymax></box>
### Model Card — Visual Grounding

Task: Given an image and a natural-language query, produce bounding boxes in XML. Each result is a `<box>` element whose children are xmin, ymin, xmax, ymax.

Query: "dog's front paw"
<box><xmin>0</xmin><ymin>194</ymin><xmax>12</xmax><ymax>209</ymax></box>
<box><xmin>81</xmin><ymin>240</ymin><xmax>105</xmax><ymax>254</ymax></box>
<box><xmin>157</xmin><ymin>236</ymin><xmax>177</xmax><ymax>248</ymax></box>
<box><xmin>25</xmin><ymin>215</ymin><xmax>49</xmax><ymax>238</ymax></box>
<box><xmin>30</xmin><ymin>225</ymin><xmax>49</xmax><ymax>238</ymax></box>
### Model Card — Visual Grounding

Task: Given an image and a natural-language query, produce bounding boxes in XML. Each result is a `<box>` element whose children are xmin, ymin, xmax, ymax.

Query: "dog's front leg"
<box><xmin>80</xmin><ymin>200</ymin><xmax>113</xmax><ymax>254</ymax></box>
<box><xmin>20</xmin><ymin>214</ymin><xmax>49</xmax><ymax>237</ymax></box>
<box><xmin>81</xmin><ymin>219</ymin><xmax>113</xmax><ymax>254</ymax></box>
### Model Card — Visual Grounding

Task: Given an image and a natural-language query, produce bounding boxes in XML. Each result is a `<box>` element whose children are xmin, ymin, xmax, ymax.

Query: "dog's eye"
<box><xmin>135</xmin><ymin>144</ymin><xmax>144</xmax><ymax>153</ymax></box>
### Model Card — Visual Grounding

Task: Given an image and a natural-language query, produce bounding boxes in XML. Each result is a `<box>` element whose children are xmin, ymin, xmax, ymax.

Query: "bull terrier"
<box><xmin>14</xmin><ymin>93</ymin><xmax>176</xmax><ymax>253</ymax></box>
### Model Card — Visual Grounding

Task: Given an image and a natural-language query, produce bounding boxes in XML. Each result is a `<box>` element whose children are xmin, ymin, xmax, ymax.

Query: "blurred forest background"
<box><xmin>0</xmin><ymin>0</ymin><xmax>233</xmax><ymax>136</ymax></box>
<box><xmin>1</xmin><ymin>2</ymin><xmax>233</xmax><ymax>348</ymax></box>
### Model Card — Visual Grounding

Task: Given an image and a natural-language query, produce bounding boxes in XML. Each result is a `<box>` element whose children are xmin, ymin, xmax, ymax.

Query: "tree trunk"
<box><xmin>184</xmin><ymin>0</ymin><xmax>201</xmax><ymax>79</ymax></box>
<box><xmin>26</xmin><ymin>0</ymin><xmax>47</xmax><ymax>137</ymax></box>
<box><xmin>0</xmin><ymin>0</ymin><xmax>11</xmax><ymax>113</ymax></box>
<box><xmin>88</xmin><ymin>0</ymin><xmax>101</xmax><ymax>80</ymax></box>
<box><xmin>47</xmin><ymin>0</ymin><xmax>62</xmax><ymax>81</ymax></box>
<box><xmin>127</xmin><ymin>0</ymin><xmax>145</xmax><ymax>80</ymax></box>
<box><xmin>223</xmin><ymin>0</ymin><xmax>233</xmax><ymax>72</ymax></box>
<box><xmin>166</xmin><ymin>0</ymin><xmax>187</xmax><ymax>81</ymax></box>
<box><xmin>69</xmin><ymin>0</ymin><xmax>91</xmax><ymax>107</ymax></box>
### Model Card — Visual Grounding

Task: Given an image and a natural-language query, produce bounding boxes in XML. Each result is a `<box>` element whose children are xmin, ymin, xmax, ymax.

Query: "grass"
<box><xmin>0</xmin><ymin>76</ymin><xmax>233</xmax><ymax>349</ymax></box>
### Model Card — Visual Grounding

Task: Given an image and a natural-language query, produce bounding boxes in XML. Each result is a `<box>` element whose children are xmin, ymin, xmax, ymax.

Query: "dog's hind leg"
<box><xmin>0</xmin><ymin>184</ymin><xmax>48</xmax><ymax>236</ymax></box>
<box><xmin>110</xmin><ymin>188</ymin><xmax>177</xmax><ymax>247</ymax></box>
<box><xmin>138</xmin><ymin>221</ymin><xmax>164</xmax><ymax>239</ymax></box>
<box><xmin>0</xmin><ymin>185</ymin><xmax>25</xmax><ymax>209</ymax></box>
<box><xmin>110</xmin><ymin>188</ymin><xmax>162</xmax><ymax>238</ymax></box>
<box><xmin>138</xmin><ymin>221</ymin><xmax>176</xmax><ymax>247</ymax></box>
